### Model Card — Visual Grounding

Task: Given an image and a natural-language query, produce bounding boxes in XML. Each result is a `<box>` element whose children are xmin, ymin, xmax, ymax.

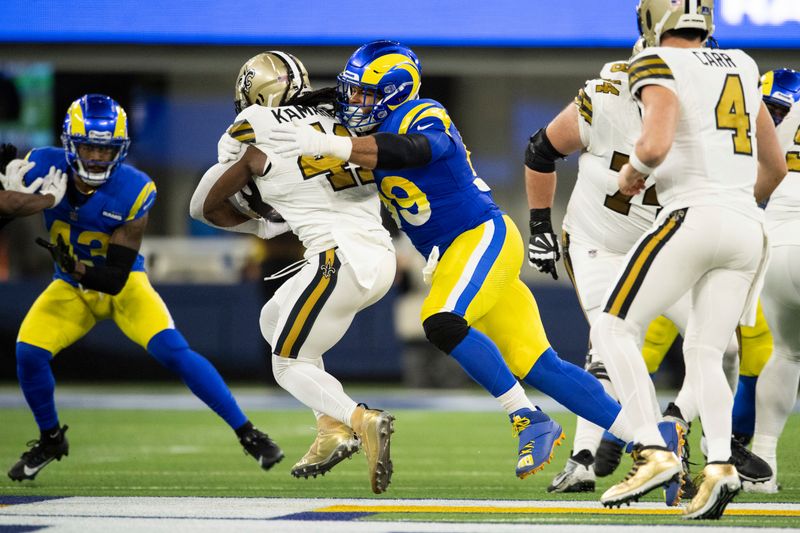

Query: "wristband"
<box><xmin>628</xmin><ymin>151</ymin><xmax>655</xmax><ymax>175</ymax></box>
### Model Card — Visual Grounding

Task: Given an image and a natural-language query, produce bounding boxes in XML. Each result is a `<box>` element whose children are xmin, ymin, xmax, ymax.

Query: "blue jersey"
<box><xmin>375</xmin><ymin>98</ymin><xmax>502</xmax><ymax>257</ymax></box>
<box><xmin>25</xmin><ymin>147</ymin><xmax>156</xmax><ymax>286</ymax></box>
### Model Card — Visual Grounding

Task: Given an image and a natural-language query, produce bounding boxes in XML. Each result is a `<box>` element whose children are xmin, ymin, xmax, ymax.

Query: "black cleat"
<box><xmin>730</xmin><ymin>436</ymin><xmax>772</xmax><ymax>483</ymax></box>
<box><xmin>239</xmin><ymin>427</ymin><xmax>284</xmax><ymax>471</ymax></box>
<box><xmin>595</xmin><ymin>434</ymin><xmax>625</xmax><ymax>477</ymax></box>
<box><xmin>8</xmin><ymin>425</ymin><xmax>69</xmax><ymax>482</ymax></box>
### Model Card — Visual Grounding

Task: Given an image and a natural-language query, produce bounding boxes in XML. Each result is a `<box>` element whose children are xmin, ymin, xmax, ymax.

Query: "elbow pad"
<box><xmin>525</xmin><ymin>128</ymin><xmax>566</xmax><ymax>173</ymax></box>
<box><xmin>79</xmin><ymin>243</ymin><xmax>138</xmax><ymax>295</ymax></box>
<box><xmin>374</xmin><ymin>133</ymin><xmax>432</xmax><ymax>170</ymax></box>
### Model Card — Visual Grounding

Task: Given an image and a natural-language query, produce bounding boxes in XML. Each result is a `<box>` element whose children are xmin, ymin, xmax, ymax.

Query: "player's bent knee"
<box><xmin>147</xmin><ymin>329</ymin><xmax>191</xmax><ymax>366</ymax></box>
<box><xmin>16</xmin><ymin>342</ymin><xmax>52</xmax><ymax>373</ymax></box>
<box><xmin>422</xmin><ymin>312</ymin><xmax>469</xmax><ymax>354</ymax></box>
<box><xmin>259</xmin><ymin>299</ymin><xmax>280</xmax><ymax>345</ymax></box>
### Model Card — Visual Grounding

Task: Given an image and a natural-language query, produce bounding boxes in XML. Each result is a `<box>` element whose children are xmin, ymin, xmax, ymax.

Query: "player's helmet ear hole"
<box><xmin>646</xmin><ymin>10</ymin><xmax>652</xmax><ymax>29</ymax></box>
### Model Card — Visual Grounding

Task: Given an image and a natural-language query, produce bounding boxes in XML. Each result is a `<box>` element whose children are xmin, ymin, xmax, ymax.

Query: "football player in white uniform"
<box><xmin>190</xmin><ymin>52</ymin><xmax>397</xmax><ymax>494</ymax></box>
<box><xmin>590</xmin><ymin>0</ymin><xmax>786</xmax><ymax>518</ymax></box>
<box><xmin>528</xmin><ymin>52</ymin><xmax>772</xmax><ymax>497</ymax></box>
<box><xmin>526</xmin><ymin>59</ymin><xmax>688</xmax><ymax>503</ymax></box>
<box><xmin>748</xmin><ymin>68</ymin><xmax>800</xmax><ymax>494</ymax></box>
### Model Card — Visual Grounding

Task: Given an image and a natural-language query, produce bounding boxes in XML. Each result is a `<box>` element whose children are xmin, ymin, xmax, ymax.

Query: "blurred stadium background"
<box><xmin>0</xmin><ymin>0</ymin><xmax>798</xmax><ymax>390</ymax></box>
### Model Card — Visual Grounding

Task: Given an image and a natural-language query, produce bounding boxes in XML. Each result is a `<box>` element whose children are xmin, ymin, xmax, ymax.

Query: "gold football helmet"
<box><xmin>234</xmin><ymin>51</ymin><xmax>312</xmax><ymax>113</ymax></box>
<box><xmin>636</xmin><ymin>0</ymin><xmax>714</xmax><ymax>47</ymax></box>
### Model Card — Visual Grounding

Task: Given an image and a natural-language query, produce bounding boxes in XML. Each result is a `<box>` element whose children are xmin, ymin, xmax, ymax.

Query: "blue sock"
<box><xmin>523</xmin><ymin>347</ymin><xmax>621</xmax><ymax>430</ymax></box>
<box><xmin>147</xmin><ymin>329</ymin><xmax>247</xmax><ymax>430</ymax></box>
<box><xmin>732</xmin><ymin>375</ymin><xmax>757</xmax><ymax>438</ymax></box>
<box><xmin>16</xmin><ymin>342</ymin><xmax>59</xmax><ymax>431</ymax></box>
<box><xmin>449</xmin><ymin>328</ymin><xmax>517</xmax><ymax>397</ymax></box>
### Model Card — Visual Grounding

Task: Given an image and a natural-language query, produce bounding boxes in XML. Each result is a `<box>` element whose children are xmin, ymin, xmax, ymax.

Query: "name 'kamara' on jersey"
<box><xmin>270</xmin><ymin>105</ymin><xmax>335</xmax><ymax>125</ymax></box>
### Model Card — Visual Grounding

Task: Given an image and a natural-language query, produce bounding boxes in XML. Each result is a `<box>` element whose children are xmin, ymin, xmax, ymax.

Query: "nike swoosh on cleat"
<box><xmin>23</xmin><ymin>464</ymin><xmax>45</xmax><ymax>477</ymax></box>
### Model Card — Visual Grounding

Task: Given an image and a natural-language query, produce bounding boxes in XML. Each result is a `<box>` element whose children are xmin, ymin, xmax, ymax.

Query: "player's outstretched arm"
<box><xmin>0</xmin><ymin>190</ymin><xmax>54</xmax><ymax>217</ymax></box>
<box><xmin>754</xmin><ymin>101</ymin><xmax>788</xmax><ymax>203</ymax></box>
<box><xmin>269</xmin><ymin>121</ymin><xmax>434</xmax><ymax>170</ymax></box>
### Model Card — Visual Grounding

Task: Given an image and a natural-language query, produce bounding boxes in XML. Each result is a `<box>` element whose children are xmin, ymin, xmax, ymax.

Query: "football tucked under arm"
<box><xmin>190</xmin><ymin>162</ymin><xmax>289</xmax><ymax>239</ymax></box>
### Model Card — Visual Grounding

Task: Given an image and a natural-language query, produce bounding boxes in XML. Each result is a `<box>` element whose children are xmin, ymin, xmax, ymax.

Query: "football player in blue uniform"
<box><xmin>7</xmin><ymin>94</ymin><xmax>283</xmax><ymax>482</ymax></box>
<box><xmin>266</xmin><ymin>41</ymin><xmax>644</xmax><ymax>479</ymax></box>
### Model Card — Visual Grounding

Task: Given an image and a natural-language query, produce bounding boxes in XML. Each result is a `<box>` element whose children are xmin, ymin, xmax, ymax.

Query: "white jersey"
<box><xmin>629</xmin><ymin>47</ymin><xmax>763</xmax><ymax>219</ymax></box>
<box><xmin>564</xmin><ymin>61</ymin><xmax>659</xmax><ymax>254</ymax></box>
<box><xmin>229</xmin><ymin>103</ymin><xmax>393</xmax><ymax>287</ymax></box>
<box><xmin>766</xmin><ymin>102</ymin><xmax>800</xmax><ymax>217</ymax></box>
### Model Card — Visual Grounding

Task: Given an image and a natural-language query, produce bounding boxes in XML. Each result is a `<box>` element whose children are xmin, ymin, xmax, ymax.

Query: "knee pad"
<box><xmin>147</xmin><ymin>329</ymin><xmax>190</xmax><ymax>366</ymax></box>
<box><xmin>586</xmin><ymin>361</ymin><xmax>610</xmax><ymax>381</ymax></box>
<box><xmin>16</xmin><ymin>342</ymin><xmax>52</xmax><ymax>374</ymax></box>
<box><xmin>422</xmin><ymin>313</ymin><xmax>469</xmax><ymax>354</ymax></box>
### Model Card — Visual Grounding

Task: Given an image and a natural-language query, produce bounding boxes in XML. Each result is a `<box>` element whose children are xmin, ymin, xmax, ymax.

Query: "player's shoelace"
<box><xmin>511</xmin><ymin>416</ymin><xmax>531</xmax><ymax>436</ymax></box>
<box><xmin>621</xmin><ymin>449</ymin><xmax>646</xmax><ymax>482</ymax></box>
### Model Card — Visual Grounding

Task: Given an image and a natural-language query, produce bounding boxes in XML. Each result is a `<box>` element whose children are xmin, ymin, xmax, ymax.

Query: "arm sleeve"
<box><xmin>374</xmin><ymin>133</ymin><xmax>432</xmax><ymax>169</ymax></box>
<box><xmin>78</xmin><ymin>243</ymin><xmax>138</xmax><ymax>295</ymax></box>
<box><xmin>628</xmin><ymin>53</ymin><xmax>677</xmax><ymax>100</ymax></box>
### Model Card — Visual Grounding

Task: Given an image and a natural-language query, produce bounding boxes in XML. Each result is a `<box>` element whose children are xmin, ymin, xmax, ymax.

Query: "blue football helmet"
<box><xmin>61</xmin><ymin>94</ymin><xmax>131</xmax><ymax>186</ymax></box>
<box><xmin>336</xmin><ymin>40</ymin><xmax>422</xmax><ymax>133</ymax></box>
<box><xmin>761</xmin><ymin>69</ymin><xmax>800</xmax><ymax>126</ymax></box>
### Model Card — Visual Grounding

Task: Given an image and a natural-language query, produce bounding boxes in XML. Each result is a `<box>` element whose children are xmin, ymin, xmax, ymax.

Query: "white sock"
<box><xmin>673</xmin><ymin>383</ymin><xmax>698</xmax><ymax>422</ymax></box>
<box><xmin>753</xmin><ymin>348</ymin><xmax>800</xmax><ymax>472</ymax></box>
<box><xmin>497</xmin><ymin>382</ymin><xmax>534</xmax><ymax>415</ymax></box>
<box><xmin>685</xmin><ymin>343</ymin><xmax>732</xmax><ymax>462</ymax></box>
<box><xmin>591</xmin><ymin>314</ymin><xmax>663</xmax><ymax>447</ymax></box>
<box><xmin>272</xmin><ymin>355</ymin><xmax>357</xmax><ymax>426</ymax></box>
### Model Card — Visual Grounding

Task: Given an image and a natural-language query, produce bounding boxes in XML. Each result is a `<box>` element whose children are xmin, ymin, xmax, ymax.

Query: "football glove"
<box><xmin>0</xmin><ymin>160</ymin><xmax>42</xmax><ymax>194</ymax></box>
<box><xmin>269</xmin><ymin>120</ymin><xmax>352</xmax><ymax>161</ymax></box>
<box><xmin>256</xmin><ymin>218</ymin><xmax>291</xmax><ymax>240</ymax></box>
<box><xmin>529</xmin><ymin>208</ymin><xmax>560</xmax><ymax>280</ymax></box>
<box><xmin>36</xmin><ymin>234</ymin><xmax>76</xmax><ymax>274</ymax></box>
<box><xmin>217</xmin><ymin>132</ymin><xmax>243</xmax><ymax>164</ymax></box>
<box><xmin>39</xmin><ymin>166</ymin><xmax>68</xmax><ymax>207</ymax></box>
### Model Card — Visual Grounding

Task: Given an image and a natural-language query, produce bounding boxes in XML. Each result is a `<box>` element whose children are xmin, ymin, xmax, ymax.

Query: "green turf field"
<box><xmin>1</xmin><ymin>407</ymin><xmax>798</xmax><ymax>527</ymax></box>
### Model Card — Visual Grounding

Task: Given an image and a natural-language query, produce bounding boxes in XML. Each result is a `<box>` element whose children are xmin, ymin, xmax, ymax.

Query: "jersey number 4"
<box><xmin>604</xmin><ymin>151</ymin><xmax>659</xmax><ymax>215</ymax></box>
<box><xmin>297</xmin><ymin>122</ymin><xmax>375</xmax><ymax>191</ymax></box>
<box><xmin>715</xmin><ymin>74</ymin><xmax>752</xmax><ymax>156</ymax></box>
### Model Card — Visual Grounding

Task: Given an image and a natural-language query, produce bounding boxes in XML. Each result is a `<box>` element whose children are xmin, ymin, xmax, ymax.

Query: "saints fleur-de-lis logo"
<box><xmin>320</xmin><ymin>262</ymin><xmax>336</xmax><ymax>279</ymax></box>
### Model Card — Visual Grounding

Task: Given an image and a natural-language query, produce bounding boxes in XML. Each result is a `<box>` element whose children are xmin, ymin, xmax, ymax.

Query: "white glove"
<box><xmin>269</xmin><ymin>120</ymin><xmax>353</xmax><ymax>161</ymax></box>
<box><xmin>0</xmin><ymin>160</ymin><xmax>42</xmax><ymax>193</ymax></box>
<box><xmin>422</xmin><ymin>245</ymin><xmax>440</xmax><ymax>285</ymax></box>
<box><xmin>39</xmin><ymin>166</ymin><xmax>68</xmax><ymax>207</ymax></box>
<box><xmin>256</xmin><ymin>218</ymin><xmax>291</xmax><ymax>240</ymax></box>
<box><xmin>217</xmin><ymin>132</ymin><xmax>243</xmax><ymax>164</ymax></box>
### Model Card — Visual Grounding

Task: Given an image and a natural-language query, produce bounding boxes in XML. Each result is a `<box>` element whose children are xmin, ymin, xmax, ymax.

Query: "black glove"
<box><xmin>528</xmin><ymin>208</ymin><xmax>560</xmax><ymax>280</ymax></box>
<box><xmin>36</xmin><ymin>235</ymin><xmax>76</xmax><ymax>274</ymax></box>
<box><xmin>240</xmin><ymin>179</ymin><xmax>285</xmax><ymax>222</ymax></box>
<box><xmin>0</xmin><ymin>142</ymin><xmax>18</xmax><ymax>176</ymax></box>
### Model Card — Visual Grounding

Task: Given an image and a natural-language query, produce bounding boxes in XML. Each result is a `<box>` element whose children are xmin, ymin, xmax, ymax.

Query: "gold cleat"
<box><xmin>684</xmin><ymin>463</ymin><xmax>741</xmax><ymax>520</ymax></box>
<box><xmin>291</xmin><ymin>415</ymin><xmax>361</xmax><ymax>479</ymax></box>
<box><xmin>352</xmin><ymin>405</ymin><xmax>395</xmax><ymax>494</ymax></box>
<box><xmin>600</xmin><ymin>446</ymin><xmax>681</xmax><ymax>508</ymax></box>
